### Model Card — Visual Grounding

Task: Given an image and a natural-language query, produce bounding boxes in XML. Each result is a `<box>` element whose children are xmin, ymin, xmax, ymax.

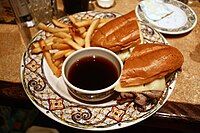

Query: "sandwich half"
<box><xmin>115</xmin><ymin>43</ymin><xmax>184</xmax><ymax>110</ymax></box>
<box><xmin>91</xmin><ymin>11</ymin><xmax>141</xmax><ymax>52</ymax></box>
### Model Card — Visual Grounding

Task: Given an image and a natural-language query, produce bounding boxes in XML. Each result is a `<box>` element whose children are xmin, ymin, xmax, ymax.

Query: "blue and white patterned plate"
<box><xmin>135</xmin><ymin>0</ymin><xmax>197</xmax><ymax>34</ymax></box>
<box><xmin>20</xmin><ymin>11</ymin><xmax>176</xmax><ymax>131</ymax></box>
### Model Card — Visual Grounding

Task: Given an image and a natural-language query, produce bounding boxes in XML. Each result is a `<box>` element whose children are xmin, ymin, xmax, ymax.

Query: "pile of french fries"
<box><xmin>31</xmin><ymin>15</ymin><xmax>113</xmax><ymax>77</ymax></box>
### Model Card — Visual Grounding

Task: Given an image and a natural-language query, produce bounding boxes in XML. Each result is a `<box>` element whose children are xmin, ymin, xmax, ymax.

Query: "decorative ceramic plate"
<box><xmin>21</xmin><ymin>11</ymin><xmax>177</xmax><ymax>131</ymax></box>
<box><xmin>135</xmin><ymin>0</ymin><xmax>197</xmax><ymax>34</ymax></box>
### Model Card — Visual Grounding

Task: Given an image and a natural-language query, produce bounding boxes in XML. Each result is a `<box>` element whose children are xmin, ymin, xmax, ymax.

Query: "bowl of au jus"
<box><xmin>62</xmin><ymin>47</ymin><xmax>123</xmax><ymax>102</ymax></box>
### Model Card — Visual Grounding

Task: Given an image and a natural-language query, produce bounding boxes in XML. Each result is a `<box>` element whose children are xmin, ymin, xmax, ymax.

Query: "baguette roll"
<box><xmin>120</xmin><ymin>43</ymin><xmax>184</xmax><ymax>87</ymax></box>
<box><xmin>91</xmin><ymin>11</ymin><xmax>140</xmax><ymax>52</ymax></box>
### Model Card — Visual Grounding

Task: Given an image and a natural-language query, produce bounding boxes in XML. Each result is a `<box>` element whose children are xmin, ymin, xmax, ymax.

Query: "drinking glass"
<box><xmin>27</xmin><ymin>0</ymin><xmax>57</xmax><ymax>24</ymax></box>
<box><xmin>62</xmin><ymin>0</ymin><xmax>90</xmax><ymax>15</ymax></box>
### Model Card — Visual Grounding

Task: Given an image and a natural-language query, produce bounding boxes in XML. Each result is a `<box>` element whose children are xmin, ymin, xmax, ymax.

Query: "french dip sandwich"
<box><xmin>118</xmin><ymin>43</ymin><xmax>184</xmax><ymax>89</ymax></box>
<box><xmin>115</xmin><ymin>43</ymin><xmax>184</xmax><ymax>109</ymax></box>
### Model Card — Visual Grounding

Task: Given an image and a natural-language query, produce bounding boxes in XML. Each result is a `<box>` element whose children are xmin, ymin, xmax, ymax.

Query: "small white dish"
<box><xmin>135</xmin><ymin>0</ymin><xmax>197</xmax><ymax>34</ymax></box>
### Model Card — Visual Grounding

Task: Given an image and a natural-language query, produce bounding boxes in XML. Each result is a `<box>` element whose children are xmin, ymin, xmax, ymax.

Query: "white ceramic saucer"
<box><xmin>135</xmin><ymin>0</ymin><xmax>197</xmax><ymax>34</ymax></box>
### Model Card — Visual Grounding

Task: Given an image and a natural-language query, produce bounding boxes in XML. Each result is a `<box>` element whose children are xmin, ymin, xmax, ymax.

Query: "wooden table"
<box><xmin>0</xmin><ymin>0</ymin><xmax>200</xmax><ymax>132</ymax></box>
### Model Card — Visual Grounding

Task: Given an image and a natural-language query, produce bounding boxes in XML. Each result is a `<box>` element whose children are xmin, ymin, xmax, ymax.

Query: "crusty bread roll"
<box><xmin>120</xmin><ymin>43</ymin><xmax>184</xmax><ymax>87</ymax></box>
<box><xmin>91</xmin><ymin>11</ymin><xmax>140</xmax><ymax>52</ymax></box>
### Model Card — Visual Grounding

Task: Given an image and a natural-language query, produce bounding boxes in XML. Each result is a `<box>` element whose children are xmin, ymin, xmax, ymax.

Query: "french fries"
<box><xmin>44</xmin><ymin>36</ymin><xmax>55</xmax><ymax>44</ymax></box>
<box><xmin>32</xmin><ymin>42</ymin><xmax>42</xmax><ymax>54</ymax></box>
<box><xmin>39</xmin><ymin>40</ymin><xmax>61</xmax><ymax>77</ymax></box>
<box><xmin>54</xmin><ymin>58</ymin><xmax>64</xmax><ymax>67</ymax></box>
<box><xmin>53</xmin><ymin>38</ymin><xmax>66</xmax><ymax>43</ymax></box>
<box><xmin>32</xmin><ymin>42</ymin><xmax>40</xmax><ymax>48</ymax></box>
<box><xmin>97</xmin><ymin>22</ymin><xmax>106</xmax><ymax>28</ymax></box>
<box><xmin>73</xmin><ymin>35</ymin><xmax>85</xmax><ymax>47</ymax></box>
<box><xmin>51</xmin><ymin>43</ymin><xmax>71</xmax><ymax>50</ymax></box>
<box><xmin>78</xmin><ymin>27</ymin><xmax>86</xmax><ymax>34</ymax></box>
<box><xmin>68</xmin><ymin>15</ymin><xmax>77</xmax><ymax>24</ymax></box>
<box><xmin>38</xmin><ymin>23</ymin><xmax>69</xmax><ymax>33</ymax></box>
<box><xmin>65</xmin><ymin>49</ymin><xmax>75</xmax><ymax>57</ymax></box>
<box><xmin>82</xmin><ymin>31</ymin><xmax>87</xmax><ymax>38</ymax></box>
<box><xmin>44</xmin><ymin>43</ymin><xmax>71</xmax><ymax>51</ymax></box>
<box><xmin>74</xmin><ymin>20</ymin><xmax>92</xmax><ymax>27</ymax></box>
<box><xmin>53</xmin><ymin>32</ymin><xmax>72</xmax><ymax>39</ymax></box>
<box><xmin>63</xmin><ymin>37</ymin><xmax>82</xmax><ymax>50</ymax></box>
<box><xmin>85</xmin><ymin>19</ymin><xmax>100</xmax><ymax>47</ymax></box>
<box><xmin>100</xmin><ymin>18</ymin><xmax>113</xmax><ymax>23</ymax></box>
<box><xmin>52</xmin><ymin>19</ymin><xmax>69</xmax><ymax>28</ymax></box>
<box><xmin>52</xmin><ymin>49</ymin><xmax>74</xmax><ymax>60</ymax></box>
<box><xmin>31</xmin><ymin>15</ymin><xmax>114</xmax><ymax>78</ymax></box>
<box><xmin>32</xmin><ymin>47</ymin><xmax>42</xmax><ymax>54</ymax></box>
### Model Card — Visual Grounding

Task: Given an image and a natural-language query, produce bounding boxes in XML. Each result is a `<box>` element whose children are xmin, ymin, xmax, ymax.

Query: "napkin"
<box><xmin>139</xmin><ymin>0</ymin><xmax>173</xmax><ymax>21</ymax></box>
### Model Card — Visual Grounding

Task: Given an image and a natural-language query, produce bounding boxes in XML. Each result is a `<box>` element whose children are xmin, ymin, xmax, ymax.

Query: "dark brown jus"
<box><xmin>67</xmin><ymin>56</ymin><xmax>118</xmax><ymax>90</ymax></box>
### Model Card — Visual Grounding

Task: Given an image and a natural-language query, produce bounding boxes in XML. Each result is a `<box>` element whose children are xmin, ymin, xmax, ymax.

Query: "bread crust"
<box><xmin>91</xmin><ymin>11</ymin><xmax>140</xmax><ymax>52</ymax></box>
<box><xmin>120</xmin><ymin>43</ymin><xmax>184</xmax><ymax>87</ymax></box>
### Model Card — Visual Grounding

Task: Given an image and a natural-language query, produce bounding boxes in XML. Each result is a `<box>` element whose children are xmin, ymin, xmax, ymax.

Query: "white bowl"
<box><xmin>62</xmin><ymin>47</ymin><xmax>123</xmax><ymax>102</ymax></box>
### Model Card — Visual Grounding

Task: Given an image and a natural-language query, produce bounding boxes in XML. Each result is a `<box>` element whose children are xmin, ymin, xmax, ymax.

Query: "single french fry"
<box><xmin>97</xmin><ymin>22</ymin><xmax>106</xmax><ymax>28</ymax></box>
<box><xmin>43</xmin><ymin>42</ymin><xmax>70</xmax><ymax>51</ymax></box>
<box><xmin>45</xmin><ymin>52</ymin><xmax>61</xmax><ymax>77</ymax></box>
<box><xmin>52</xmin><ymin>43</ymin><xmax>71</xmax><ymax>50</ymax></box>
<box><xmin>52</xmin><ymin>19</ymin><xmax>69</xmax><ymax>28</ymax></box>
<box><xmin>53</xmin><ymin>38</ymin><xmax>71</xmax><ymax>45</ymax></box>
<box><xmin>39</xmin><ymin>39</ymin><xmax>46</xmax><ymax>49</ymax></box>
<box><xmin>85</xmin><ymin>19</ymin><xmax>100</xmax><ymax>47</ymax></box>
<box><xmin>32</xmin><ymin>42</ymin><xmax>40</xmax><ymax>48</ymax></box>
<box><xmin>65</xmin><ymin>49</ymin><xmax>75</xmax><ymax>57</ymax></box>
<box><xmin>52</xmin><ymin>50</ymin><xmax>66</xmax><ymax>60</ymax></box>
<box><xmin>99</xmin><ymin>18</ymin><xmax>113</xmax><ymax>23</ymax></box>
<box><xmin>39</xmin><ymin>40</ymin><xmax>61</xmax><ymax>77</ymax></box>
<box><xmin>58</xmin><ymin>64</ymin><xmax>63</xmax><ymax>69</ymax></box>
<box><xmin>68</xmin><ymin>25</ymin><xmax>85</xmax><ymax>47</ymax></box>
<box><xmin>78</xmin><ymin>27</ymin><xmax>86</xmax><ymax>34</ymax></box>
<box><xmin>53</xmin><ymin>37</ymin><xmax>65</xmax><ymax>43</ymax></box>
<box><xmin>75</xmin><ymin>19</ymin><xmax>92</xmax><ymax>27</ymax></box>
<box><xmin>38</xmin><ymin>23</ymin><xmax>69</xmax><ymax>33</ymax></box>
<box><xmin>32</xmin><ymin>47</ymin><xmax>42</xmax><ymax>54</ymax></box>
<box><xmin>44</xmin><ymin>36</ymin><xmax>55</xmax><ymax>44</ymax></box>
<box><xmin>52</xmin><ymin>49</ymin><xmax>74</xmax><ymax>60</ymax></box>
<box><xmin>68</xmin><ymin>15</ymin><xmax>77</xmax><ymax>24</ymax></box>
<box><xmin>63</xmin><ymin>37</ymin><xmax>82</xmax><ymax>50</ymax></box>
<box><xmin>53</xmin><ymin>32</ymin><xmax>72</xmax><ymax>39</ymax></box>
<box><xmin>54</xmin><ymin>58</ymin><xmax>64</xmax><ymax>67</ymax></box>
<box><xmin>46</xmin><ymin>42</ymin><xmax>54</xmax><ymax>46</ymax></box>
<box><xmin>81</xmin><ymin>31</ymin><xmax>87</xmax><ymax>38</ymax></box>
<box><xmin>53</xmin><ymin>27</ymin><xmax>69</xmax><ymax>33</ymax></box>
<box><xmin>43</xmin><ymin>45</ymin><xmax>52</xmax><ymax>51</ymax></box>
<box><xmin>44</xmin><ymin>43</ymin><xmax>72</xmax><ymax>51</ymax></box>
<box><xmin>73</xmin><ymin>35</ymin><xmax>85</xmax><ymax>47</ymax></box>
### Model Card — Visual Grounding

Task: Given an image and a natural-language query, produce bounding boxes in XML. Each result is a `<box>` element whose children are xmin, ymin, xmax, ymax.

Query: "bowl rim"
<box><xmin>61</xmin><ymin>47</ymin><xmax>123</xmax><ymax>94</ymax></box>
